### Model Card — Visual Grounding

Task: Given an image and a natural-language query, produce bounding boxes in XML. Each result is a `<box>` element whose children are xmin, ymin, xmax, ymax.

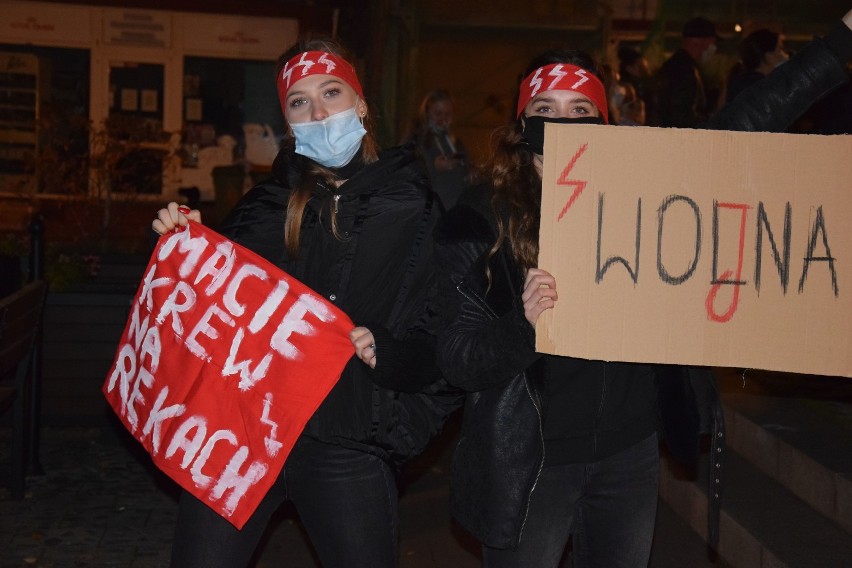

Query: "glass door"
<box><xmin>105</xmin><ymin>61</ymin><xmax>166</xmax><ymax>195</ymax></box>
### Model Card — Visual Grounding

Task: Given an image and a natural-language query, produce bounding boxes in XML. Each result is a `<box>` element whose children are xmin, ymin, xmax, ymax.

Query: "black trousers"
<box><xmin>169</xmin><ymin>436</ymin><xmax>400</xmax><ymax>568</ymax></box>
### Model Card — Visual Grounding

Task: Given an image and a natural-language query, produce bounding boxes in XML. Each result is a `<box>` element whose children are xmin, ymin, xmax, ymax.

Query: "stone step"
<box><xmin>660</xmin><ymin>446</ymin><xmax>852</xmax><ymax>568</ymax></box>
<box><xmin>660</xmin><ymin>366</ymin><xmax>852</xmax><ymax>567</ymax></box>
<box><xmin>716</xmin><ymin>368</ymin><xmax>852</xmax><ymax>536</ymax></box>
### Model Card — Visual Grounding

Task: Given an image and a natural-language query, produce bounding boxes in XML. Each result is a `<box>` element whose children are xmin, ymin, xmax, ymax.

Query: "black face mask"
<box><xmin>521</xmin><ymin>115</ymin><xmax>605</xmax><ymax>155</ymax></box>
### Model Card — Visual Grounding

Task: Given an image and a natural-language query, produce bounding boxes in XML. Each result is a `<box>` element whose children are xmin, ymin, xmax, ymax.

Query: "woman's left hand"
<box><xmin>349</xmin><ymin>327</ymin><xmax>377</xmax><ymax>369</ymax></box>
<box><xmin>522</xmin><ymin>268</ymin><xmax>558</xmax><ymax>325</ymax></box>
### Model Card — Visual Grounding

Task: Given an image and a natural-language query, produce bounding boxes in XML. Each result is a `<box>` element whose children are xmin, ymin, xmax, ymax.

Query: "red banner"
<box><xmin>103</xmin><ymin>222</ymin><xmax>354</xmax><ymax>528</ymax></box>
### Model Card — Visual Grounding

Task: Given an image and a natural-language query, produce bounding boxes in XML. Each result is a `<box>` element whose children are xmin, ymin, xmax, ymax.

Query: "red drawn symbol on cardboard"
<box><xmin>557</xmin><ymin>143</ymin><xmax>589</xmax><ymax>221</ymax></box>
<box><xmin>705</xmin><ymin>202</ymin><xmax>750</xmax><ymax>322</ymax></box>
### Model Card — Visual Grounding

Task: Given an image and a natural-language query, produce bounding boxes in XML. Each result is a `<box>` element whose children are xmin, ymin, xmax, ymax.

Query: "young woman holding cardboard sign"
<box><xmin>153</xmin><ymin>38</ymin><xmax>460</xmax><ymax>568</ymax></box>
<box><xmin>434</xmin><ymin>10</ymin><xmax>852</xmax><ymax>567</ymax></box>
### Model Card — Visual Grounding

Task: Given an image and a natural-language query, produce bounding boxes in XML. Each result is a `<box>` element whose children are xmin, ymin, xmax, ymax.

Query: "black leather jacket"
<box><xmin>434</xmin><ymin>26</ymin><xmax>852</xmax><ymax>550</ymax></box>
<box><xmin>435</xmin><ymin>186</ymin><xmax>724</xmax><ymax>549</ymax></box>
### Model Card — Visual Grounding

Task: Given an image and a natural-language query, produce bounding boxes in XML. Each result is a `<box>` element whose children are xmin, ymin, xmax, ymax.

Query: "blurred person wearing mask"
<box><xmin>403</xmin><ymin>89</ymin><xmax>471</xmax><ymax>210</ymax></box>
<box><xmin>653</xmin><ymin>16</ymin><xmax>720</xmax><ymax>127</ymax></box>
<box><xmin>619</xmin><ymin>95</ymin><xmax>646</xmax><ymax>126</ymax></box>
<box><xmin>617</xmin><ymin>45</ymin><xmax>653</xmax><ymax>110</ymax></box>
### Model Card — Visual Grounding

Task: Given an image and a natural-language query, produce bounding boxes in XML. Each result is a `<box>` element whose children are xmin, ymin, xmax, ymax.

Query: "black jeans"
<box><xmin>169</xmin><ymin>436</ymin><xmax>399</xmax><ymax>568</ymax></box>
<box><xmin>483</xmin><ymin>432</ymin><xmax>660</xmax><ymax>568</ymax></box>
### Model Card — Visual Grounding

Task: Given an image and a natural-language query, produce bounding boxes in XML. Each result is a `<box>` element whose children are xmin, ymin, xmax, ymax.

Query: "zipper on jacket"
<box><xmin>333</xmin><ymin>194</ymin><xmax>340</xmax><ymax>214</ymax></box>
<box><xmin>517</xmin><ymin>375</ymin><xmax>545</xmax><ymax>546</ymax></box>
<box><xmin>456</xmin><ymin>282</ymin><xmax>499</xmax><ymax>319</ymax></box>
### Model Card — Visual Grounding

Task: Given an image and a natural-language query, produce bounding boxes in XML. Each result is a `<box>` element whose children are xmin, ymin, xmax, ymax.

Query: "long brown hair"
<box><xmin>276</xmin><ymin>37</ymin><xmax>380</xmax><ymax>259</ymax></box>
<box><xmin>485</xmin><ymin>49</ymin><xmax>602</xmax><ymax>280</ymax></box>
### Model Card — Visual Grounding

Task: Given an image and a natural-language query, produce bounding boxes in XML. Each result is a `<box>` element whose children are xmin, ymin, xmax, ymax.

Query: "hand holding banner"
<box><xmin>103</xmin><ymin>221</ymin><xmax>355</xmax><ymax>528</ymax></box>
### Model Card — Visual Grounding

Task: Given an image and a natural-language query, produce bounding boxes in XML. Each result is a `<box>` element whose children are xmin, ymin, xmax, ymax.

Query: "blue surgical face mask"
<box><xmin>290</xmin><ymin>107</ymin><xmax>367</xmax><ymax>168</ymax></box>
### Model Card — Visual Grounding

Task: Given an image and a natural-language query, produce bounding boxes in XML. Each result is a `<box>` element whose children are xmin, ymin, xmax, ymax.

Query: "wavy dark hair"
<box><xmin>276</xmin><ymin>37</ymin><xmax>379</xmax><ymax>258</ymax></box>
<box><xmin>485</xmin><ymin>49</ymin><xmax>602</xmax><ymax>280</ymax></box>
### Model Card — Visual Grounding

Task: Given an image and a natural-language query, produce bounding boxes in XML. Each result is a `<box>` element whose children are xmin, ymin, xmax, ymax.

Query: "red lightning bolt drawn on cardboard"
<box><xmin>556</xmin><ymin>143</ymin><xmax>589</xmax><ymax>221</ymax></box>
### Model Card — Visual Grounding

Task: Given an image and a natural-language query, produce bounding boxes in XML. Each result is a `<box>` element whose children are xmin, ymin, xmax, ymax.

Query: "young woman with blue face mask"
<box><xmin>153</xmin><ymin>37</ymin><xmax>461</xmax><ymax>568</ymax></box>
<box><xmin>435</xmin><ymin>11</ymin><xmax>852</xmax><ymax>567</ymax></box>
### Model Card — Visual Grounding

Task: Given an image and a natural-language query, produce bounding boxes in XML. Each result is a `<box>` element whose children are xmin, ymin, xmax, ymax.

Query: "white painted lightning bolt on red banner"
<box><xmin>103</xmin><ymin>221</ymin><xmax>355</xmax><ymax>528</ymax></box>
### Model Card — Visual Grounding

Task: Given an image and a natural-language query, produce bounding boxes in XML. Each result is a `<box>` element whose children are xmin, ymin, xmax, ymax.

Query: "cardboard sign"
<box><xmin>103</xmin><ymin>222</ymin><xmax>355</xmax><ymax>528</ymax></box>
<box><xmin>536</xmin><ymin>124</ymin><xmax>852</xmax><ymax>378</ymax></box>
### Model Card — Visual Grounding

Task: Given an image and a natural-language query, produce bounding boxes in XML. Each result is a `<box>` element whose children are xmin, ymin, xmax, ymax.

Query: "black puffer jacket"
<box><xmin>435</xmin><ymin>25</ymin><xmax>852</xmax><ymax>550</ymax></box>
<box><xmin>220</xmin><ymin>143</ymin><xmax>462</xmax><ymax>466</ymax></box>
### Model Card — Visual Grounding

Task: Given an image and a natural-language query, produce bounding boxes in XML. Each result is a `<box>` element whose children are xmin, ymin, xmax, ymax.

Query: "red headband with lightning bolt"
<box><xmin>277</xmin><ymin>51</ymin><xmax>363</xmax><ymax>115</ymax></box>
<box><xmin>516</xmin><ymin>63</ymin><xmax>609</xmax><ymax>123</ymax></box>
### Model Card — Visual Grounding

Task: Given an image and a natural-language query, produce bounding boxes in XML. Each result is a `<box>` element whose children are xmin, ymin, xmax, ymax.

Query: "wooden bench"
<box><xmin>0</xmin><ymin>280</ymin><xmax>46</xmax><ymax>498</ymax></box>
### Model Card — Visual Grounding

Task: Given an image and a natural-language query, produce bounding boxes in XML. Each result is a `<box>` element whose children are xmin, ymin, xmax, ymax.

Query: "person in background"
<box><xmin>653</xmin><ymin>16</ymin><xmax>720</xmax><ymax>127</ymax></box>
<box><xmin>600</xmin><ymin>62</ymin><xmax>625</xmax><ymax>124</ymax></box>
<box><xmin>725</xmin><ymin>28</ymin><xmax>789</xmax><ymax>104</ymax></box>
<box><xmin>403</xmin><ymin>88</ymin><xmax>470</xmax><ymax>210</ymax></box>
<box><xmin>617</xmin><ymin>45</ymin><xmax>653</xmax><ymax>111</ymax></box>
<box><xmin>618</xmin><ymin>95</ymin><xmax>646</xmax><ymax>126</ymax></box>
<box><xmin>435</xmin><ymin>9</ymin><xmax>852</xmax><ymax>567</ymax></box>
<box><xmin>605</xmin><ymin>63</ymin><xmax>647</xmax><ymax>126</ymax></box>
<box><xmin>153</xmin><ymin>37</ymin><xmax>461</xmax><ymax>568</ymax></box>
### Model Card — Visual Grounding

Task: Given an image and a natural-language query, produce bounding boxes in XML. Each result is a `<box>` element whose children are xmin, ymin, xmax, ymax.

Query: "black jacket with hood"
<box><xmin>220</xmin><ymin>142</ymin><xmax>462</xmax><ymax>467</ymax></box>
<box><xmin>434</xmin><ymin>24</ymin><xmax>852</xmax><ymax>550</ymax></box>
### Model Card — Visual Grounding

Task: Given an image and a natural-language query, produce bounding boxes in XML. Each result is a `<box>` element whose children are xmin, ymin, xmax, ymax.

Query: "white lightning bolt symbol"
<box><xmin>317</xmin><ymin>53</ymin><xmax>337</xmax><ymax>73</ymax></box>
<box><xmin>281</xmin><ymin>52</ymin><xmax>315</xmax><ymax>87</ymax></box>
<box><xmin>260</xmin><ymin>393</ymin><xmax>284</xmax><ymax>457</ymax></box>
<box><xmin>547</xmin><ymin>64</ymin><xmax>568</xmax><ymax>90</ymax></box>
<box><xmin>528</xmin><ymin>68</ymin><xmax>544</xmax><ymax>98</ymax></box>
<box><xmin>571</xmin><ymin>69</ymin><xmax>589</xmax><ymax>90</ymax></box>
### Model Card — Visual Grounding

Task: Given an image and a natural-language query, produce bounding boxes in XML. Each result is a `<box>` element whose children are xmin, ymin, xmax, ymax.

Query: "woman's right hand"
<box><xmin>522</xmin><ymin>268</ymin><xmax>558</xmax><ymax>325</ymax></box>
<box><xmin>152</xmin><ymin>202</ymin><xmax>202</xmax><ymax>235</ymax></box>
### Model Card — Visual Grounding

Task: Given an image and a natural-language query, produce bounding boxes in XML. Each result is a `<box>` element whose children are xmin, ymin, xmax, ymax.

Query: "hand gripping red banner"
<box><xmin>103</xmin><ymin>221</ymin><xmax>354</xmax><ymax>528</ymax></box>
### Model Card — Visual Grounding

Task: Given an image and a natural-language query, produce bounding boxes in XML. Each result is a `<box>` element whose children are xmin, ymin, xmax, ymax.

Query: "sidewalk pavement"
<box><xmin>0</xmin><ymin>412</ymin><xmax>720</xmax><ymax>568</ymax></box>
